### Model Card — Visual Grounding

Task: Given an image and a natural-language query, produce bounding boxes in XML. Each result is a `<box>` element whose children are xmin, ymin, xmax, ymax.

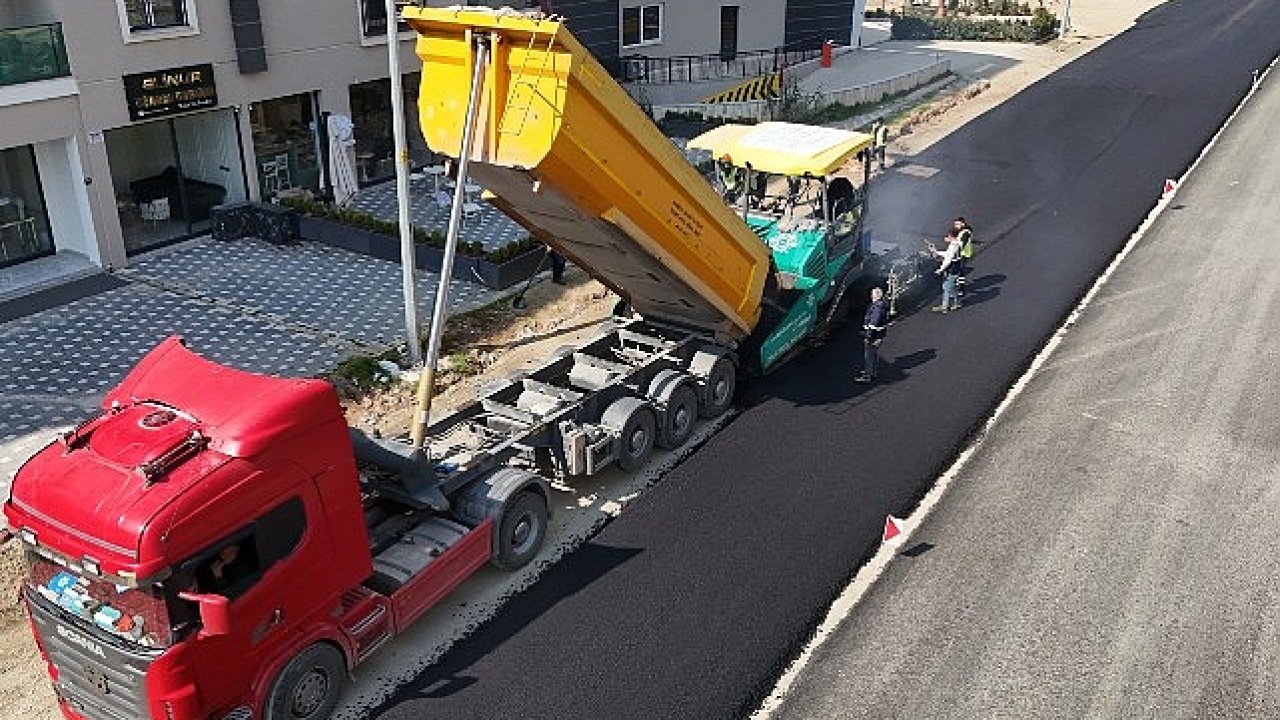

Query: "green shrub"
<box><xmin>1029</xmin><ymin>7</ymin><xmax>1059</xmax><ymax>40</ymax></box>
<box><xmin>277</xmin><ymin>195</ymin><xmax>535</xmax><ymax>261</ymax></box>
<box><xmin>333</xmin><ymin>355</ymin><xmax>393</xmax><ymax>393</ymax></box>
<box><xmin>891</xmin><ymin>12</ymin><xmax>1056</xmax><ymax>42</ymax></box>
<box><xmin>486</xmin><ymin>234</ymin><xmax>542</xmax><ymax>263</ymax></box>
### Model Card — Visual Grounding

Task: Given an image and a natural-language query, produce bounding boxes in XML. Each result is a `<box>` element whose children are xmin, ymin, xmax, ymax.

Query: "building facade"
<box><xmin>0</xmin><ymin>0</ymin><xmax>861</xmax><ymax>281</ymax></box>
<box><xmin>0</xmin><ymin>0</ymin><xmax>432</xmax><ymax>275</ymax></box>
<box><xmin>551</xmin><ymin>0</ymin><xmax>859</xmax><ymax>71</ymax></box>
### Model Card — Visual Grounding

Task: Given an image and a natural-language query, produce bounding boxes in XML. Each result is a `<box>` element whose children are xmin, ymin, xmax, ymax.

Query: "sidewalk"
<box><xmin>0</xmin><ymin>237</ymin><xmax>501</xmax><ymax>489</ymax></box>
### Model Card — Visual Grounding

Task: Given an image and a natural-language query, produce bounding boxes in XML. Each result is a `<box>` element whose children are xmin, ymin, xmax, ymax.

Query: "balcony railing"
<box><xmin>0</xmin><ymin>23</ymin><xmax>71</xmax><ymax>88</ymax></box>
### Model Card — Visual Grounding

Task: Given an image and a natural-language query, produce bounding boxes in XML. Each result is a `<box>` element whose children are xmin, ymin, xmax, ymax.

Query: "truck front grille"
<box><xmin>25</xmin><ymin>586</ymin><xmax>158</xmax><ymax>720</ymax></box>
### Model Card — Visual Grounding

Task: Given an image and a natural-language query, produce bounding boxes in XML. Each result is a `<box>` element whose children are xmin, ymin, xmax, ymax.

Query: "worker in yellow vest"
<box><xmin>954</xmin><ymin>217</ymin><xmax>974</xmax><ymax>297</ymax></box>
<box><xmin>872</xmin><ymin>121</ymin><xmax>889</xmax><ymax>170</ymax></box>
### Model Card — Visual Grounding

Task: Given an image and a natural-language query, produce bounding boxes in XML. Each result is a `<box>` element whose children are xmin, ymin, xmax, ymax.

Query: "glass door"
<box><xmin>0</xmin><ymin>145</ymin><xmax>55</xmax><ymax>267</ymax></box>
<box><xmin>108</xmin><ymin>108</ymin><xmax>247</xmax><ymax>254</ymax></box>
<box><xmin>106</xmin><ymin>120</ymin><xmax>183</xmax><ymax>254</ymax></box>
<box><xmin>172</xmin><ymin>109</ymin><xmax>246</xmax><ymax>236</ymax></box>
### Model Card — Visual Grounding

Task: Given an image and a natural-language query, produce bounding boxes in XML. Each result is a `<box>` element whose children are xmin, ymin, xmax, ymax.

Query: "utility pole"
<box><xmin>386</xmin><ymin>0</ymin><xmax>423</xmax><ymax>365</ymax></box>
<box><xmin>411</xmin><ymin>35</ymin><xmax>490</xmax><ymax>450</ymax></box>
<box><xmin>1058</xmin><ymin>0</ymin><xmax>1072</xmax><ymax>36</ymax></box>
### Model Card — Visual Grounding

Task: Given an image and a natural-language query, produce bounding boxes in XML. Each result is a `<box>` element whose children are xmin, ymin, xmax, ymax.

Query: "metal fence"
<box><xmin>651</xmin><ymin>58</ymin><xmax>952</xmax><ymax>124</ymax></box>
<box><xmin>617</xmin><ymin>45</ymin><xmax>825</xmax><ymax>85</ymax></box>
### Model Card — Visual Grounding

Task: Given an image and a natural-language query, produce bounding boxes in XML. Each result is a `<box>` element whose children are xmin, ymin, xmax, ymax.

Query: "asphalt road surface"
<box><xmin>774</xmin><ymin>51</ymin><xmax>1280</xmax><ymax>720</ymax></box>
<box><xmin>371</xmin><ymin>3</ymin><xmax>1280</xmax><ymax>718</ymax></box>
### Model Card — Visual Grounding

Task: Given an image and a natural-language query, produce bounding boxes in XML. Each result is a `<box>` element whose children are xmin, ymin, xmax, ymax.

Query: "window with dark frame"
<box><xmin>124</xmin><ymin>0</ymin><xmax>189</xmax><ymax>31</ymax></box>
<box><xmin>622</xmin><ymin>4</ymin><xmax>663</xmax><ymax>48</ymax></box>
<box><xmin>188</xmin><ymin>497</ymin><xmax>307</xmax><ymax>601</ymax></box>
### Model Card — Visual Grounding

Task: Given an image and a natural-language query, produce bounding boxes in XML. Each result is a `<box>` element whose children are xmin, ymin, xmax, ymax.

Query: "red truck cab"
<box><xmin>4</xmin><ymin>337</ymin><xmax>539</xmax><ymax>720</ymax></box>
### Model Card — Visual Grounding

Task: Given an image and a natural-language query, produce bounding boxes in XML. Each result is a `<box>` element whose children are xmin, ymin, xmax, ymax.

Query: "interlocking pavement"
<box><xmin>349</xmin><ymin>179</ymin><xmax>528</xmax><ymax>253</ymax></box>
<box><xmin>0</xmin><ymin>237</ymin><xmax>502</xmax><ymax>488</ymax></box>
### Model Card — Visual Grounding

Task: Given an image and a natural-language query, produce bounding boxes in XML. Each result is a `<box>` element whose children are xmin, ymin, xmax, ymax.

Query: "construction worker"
<box><xmin>930</xmin><ymin>230</ymin><xmax>963</xmax><ymax>313</ymax></box>
<box><xmin>550</xmin><ymin>250</ymin><xmax>567</xmax><ymax>284</ymax></box>
<box><xmin>953</xmin><ymin>217</ymin><xmax>974</xmax><ymax>296</ymax></box>
<box><xmin>855</xmin><ymin>287</ymin><xmax>889</xmax><ymax>384</ymax></box>
<box><xmin>872</xmin><ymin>121</ymin><xmax>890</xmax><ymax>170</ymax></box>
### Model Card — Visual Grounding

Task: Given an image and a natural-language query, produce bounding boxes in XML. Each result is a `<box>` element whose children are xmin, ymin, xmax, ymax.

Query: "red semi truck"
<box><xmin>4</xmin><ymin>336</ymin><xmax>557</xmax><ymax>720</ymax></box>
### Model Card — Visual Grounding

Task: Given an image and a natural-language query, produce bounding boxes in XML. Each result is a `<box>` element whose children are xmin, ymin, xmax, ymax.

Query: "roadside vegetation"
<box><xmin>330</xmin><ymin>291</ymin><xmax>522</xmax><ymax>399</ymax></box>
<box><xmin>891</xmin><ymin>9</ymin><xmax>1060</xmax><ymax>42</ymax></box>
<box><xmin>278</xmin><ymin>195</ymin><xmax>541</xmax><ymax>263</ymax></box>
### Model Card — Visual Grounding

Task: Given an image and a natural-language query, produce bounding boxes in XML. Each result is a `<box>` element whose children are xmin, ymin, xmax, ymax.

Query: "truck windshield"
<box><xmin>25</xmin><ymin>552</ymin><xmax>189</xmax><ymax>650</ymax></box>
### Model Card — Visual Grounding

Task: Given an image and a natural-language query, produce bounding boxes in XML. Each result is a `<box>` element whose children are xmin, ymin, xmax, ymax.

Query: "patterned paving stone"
<box><xmin>122</xmin><ymin>239</ymin><xmax>496</xmax><ymax>349</ymax></box>
<box><xmin>349</xmin><ymin>180</ymin><xmax>527</xmax><ymax>253</ymax></box>
<box><xmin>1</xmin><ymin>238</ymin><xmax>503</xmax><ymax>488</ymax></box>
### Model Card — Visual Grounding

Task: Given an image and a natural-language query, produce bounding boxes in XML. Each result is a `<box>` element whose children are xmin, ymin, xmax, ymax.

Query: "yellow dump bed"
<box><xmin>403</xmin><ymin>7</ymin><xmax>771</xmax><ymax>342</ymax></box>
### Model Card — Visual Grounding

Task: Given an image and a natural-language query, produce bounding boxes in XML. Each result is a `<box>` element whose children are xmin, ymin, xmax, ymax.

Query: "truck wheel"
<box><xmin>493</xmin><ymin>489</ymin><xmax>548</xmax><ymax>571</ymax></box>
<box><xmin>697</xmin><ymin>356</ymin><xmax>736</xmax><ymax>418</ymax></box>
<box><xmin>648</xmin><ymin>371</ymin><xmax>699</xmax><ymax>449</ymax></box>
<box><xmin>264</xmin><ymin>643</ymin><xmax>347</xmax><ymax>720</ymax></box>
<box><xmin>602</xmin><ymin>397</ymin><xmax>656</xmax><ymax>471</ymax></box>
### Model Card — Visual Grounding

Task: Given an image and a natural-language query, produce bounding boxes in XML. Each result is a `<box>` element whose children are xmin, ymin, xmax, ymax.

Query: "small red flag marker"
<box><xmin>883</xmin><ymin>515</ymin><xmax>906</xmax><ymax>544</ymax></box>
<box><xmin>1162</xmin><ymin>178</ymin><xmax>1178</xmax><ymax>197</ymax></box>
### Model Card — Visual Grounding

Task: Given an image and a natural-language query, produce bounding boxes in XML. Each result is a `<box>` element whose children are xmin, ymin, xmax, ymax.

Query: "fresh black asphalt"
<box><xmin>373</xmin><ymin>3</ymin><xmax>1280</xmax><ymax>718</ymax></box>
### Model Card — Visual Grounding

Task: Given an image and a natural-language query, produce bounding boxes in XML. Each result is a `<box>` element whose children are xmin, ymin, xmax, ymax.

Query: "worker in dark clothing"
<box><xmin>872</xmin><ymin>121</ymin><xmax>890</xmax><ymax>171</ymax></box>
<box><xmin>855</xmin><ymin>287</ymin><xmax>889</xmax><ymax>383</ymax></box>
<box><xmin>549</xmin><ymin>250</ymin><xmax>567</xmax><ymax>284</ymax></box>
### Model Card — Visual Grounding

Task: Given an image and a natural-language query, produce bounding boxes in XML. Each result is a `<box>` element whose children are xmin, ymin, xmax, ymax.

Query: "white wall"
<box><xmin>852</xmin><ymin>0</ymin><xmax>868</xmax><ymax>46</ymax></box>
<box><xmin>619</xmin><ymin>0</ymin><xmax>786</xmax><ymax>59</ymax></box>
<box><xmin>33</xmin><ymin>137</ymin><xmax>100</xmax><ymax>263</ymax></box>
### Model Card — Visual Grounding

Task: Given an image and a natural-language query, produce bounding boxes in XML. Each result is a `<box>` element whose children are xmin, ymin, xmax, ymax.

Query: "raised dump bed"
<box><xmin>402</xmin><ymin>6</ymin><xmax>771</xmax><ymax>345</ymax></box>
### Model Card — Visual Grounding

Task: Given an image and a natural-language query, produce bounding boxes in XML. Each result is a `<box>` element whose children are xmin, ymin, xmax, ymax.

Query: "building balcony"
<box><xmin>0</xmin><ymin>23</ymin><xmax>70</xmax><ymax>88</ymax></box>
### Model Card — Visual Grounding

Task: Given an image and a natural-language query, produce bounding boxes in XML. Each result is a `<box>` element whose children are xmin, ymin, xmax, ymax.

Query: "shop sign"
<box><xmin>123</xmin><ymin>63</ymin><xmax>218</xmax><ymax>121</ymax></box>
<box><xmin>360</xmin><ymin>0</ymin><xmax>409</xmax><ymax>37</ymax></box>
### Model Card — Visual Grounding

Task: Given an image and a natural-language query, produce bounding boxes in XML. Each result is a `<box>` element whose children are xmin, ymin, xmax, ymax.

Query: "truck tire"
<box><xmin>602</xmin><ymin>397</ymin><xmax>656</xmax><ymax>471</ymax></box>
<box><xmin>647</xmin><ymin>370</ymin><xmax>698</xmax><ymax>449</ymax></box>
<box><xmin>493</xmin><ymin>489</ymin><xmax>548</xmax><ymax>570</ymax></box>
<box><xmin>264</xmin><ymin>643</ymin><xmax>347</xmax><ymax>720</ymax></box>
<box><xmin>696</xmin><ymin>356</ymin><xmax>736</xmax><ymax>418</ymax></box>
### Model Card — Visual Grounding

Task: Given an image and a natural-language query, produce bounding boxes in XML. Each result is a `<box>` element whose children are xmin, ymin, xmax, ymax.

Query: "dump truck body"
<box><xmin>404</xmin><ymin>7</ymin><xmax>772</xmax><ymax>344</ymax></box>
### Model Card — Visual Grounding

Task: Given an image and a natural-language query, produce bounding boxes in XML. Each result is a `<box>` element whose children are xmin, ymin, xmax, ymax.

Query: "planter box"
<box><xmin>297</xmin><ymin>214</ymin><xmax>543</xmax><ymax>290</ymax></box>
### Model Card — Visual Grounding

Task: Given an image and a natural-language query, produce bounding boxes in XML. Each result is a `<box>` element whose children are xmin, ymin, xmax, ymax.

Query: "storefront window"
<box><xmin>250</xmin><ymin>93</ymin><xmax>321</xmax><ymax>199</ymax></box>
<box><xmin>107</xmin><ymin>109</ymin><xmax>246</xmax><ymax>255</ymax></box>
<box><xmin>348</xmin><ymin>74</ymin><xmax>431</xmax><ymax>185</ymax></box>
<box><xmin>0</xmin><ymin>146</ymin><xmax>55</xmax><ymax>267</ymax></box>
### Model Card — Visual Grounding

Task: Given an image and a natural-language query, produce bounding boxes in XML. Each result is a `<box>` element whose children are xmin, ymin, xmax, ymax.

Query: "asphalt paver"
<box><xmin>372</xmin><ymin>2</ymin><xmax>1280</xmax><ymax>719</ymax></box>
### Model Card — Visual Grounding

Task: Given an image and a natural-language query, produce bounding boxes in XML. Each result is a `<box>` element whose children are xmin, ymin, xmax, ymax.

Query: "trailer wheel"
<box><xmin>696</xmin><ymin>356</ymin><xmax>736</xmax><ymax>418</ymax></box>
<box><xmin>493</xmin><ymin>489</ymin><xmax>548</xmax><ymax>571</ymax></box>
<box><xmin>648</xmin><ymin>371</ymin><xmax>699</xmax><ymax>449</ymax></box>
<box><xmin>602</xmin><ymin>397</ymin><xmax>657</xmax><ymax>471</ymax></box>
<box><xmin>264</xmin><ymin>643</ymin><xmax>347</xmax><ymax>720</ymax></box>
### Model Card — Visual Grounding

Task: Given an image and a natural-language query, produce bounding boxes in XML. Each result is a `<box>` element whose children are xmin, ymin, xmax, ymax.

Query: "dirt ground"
<box><xmin>0</xmin><ymin>2</ymin><xmax>1164</xmax><ymax>716</ymax></box>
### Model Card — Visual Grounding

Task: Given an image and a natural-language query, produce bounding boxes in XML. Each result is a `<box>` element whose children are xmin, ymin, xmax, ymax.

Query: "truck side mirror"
<box><xmin>178</xmin><ymin>591</ymin><xmax>231</xmax><ymax>637</ymax></box>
